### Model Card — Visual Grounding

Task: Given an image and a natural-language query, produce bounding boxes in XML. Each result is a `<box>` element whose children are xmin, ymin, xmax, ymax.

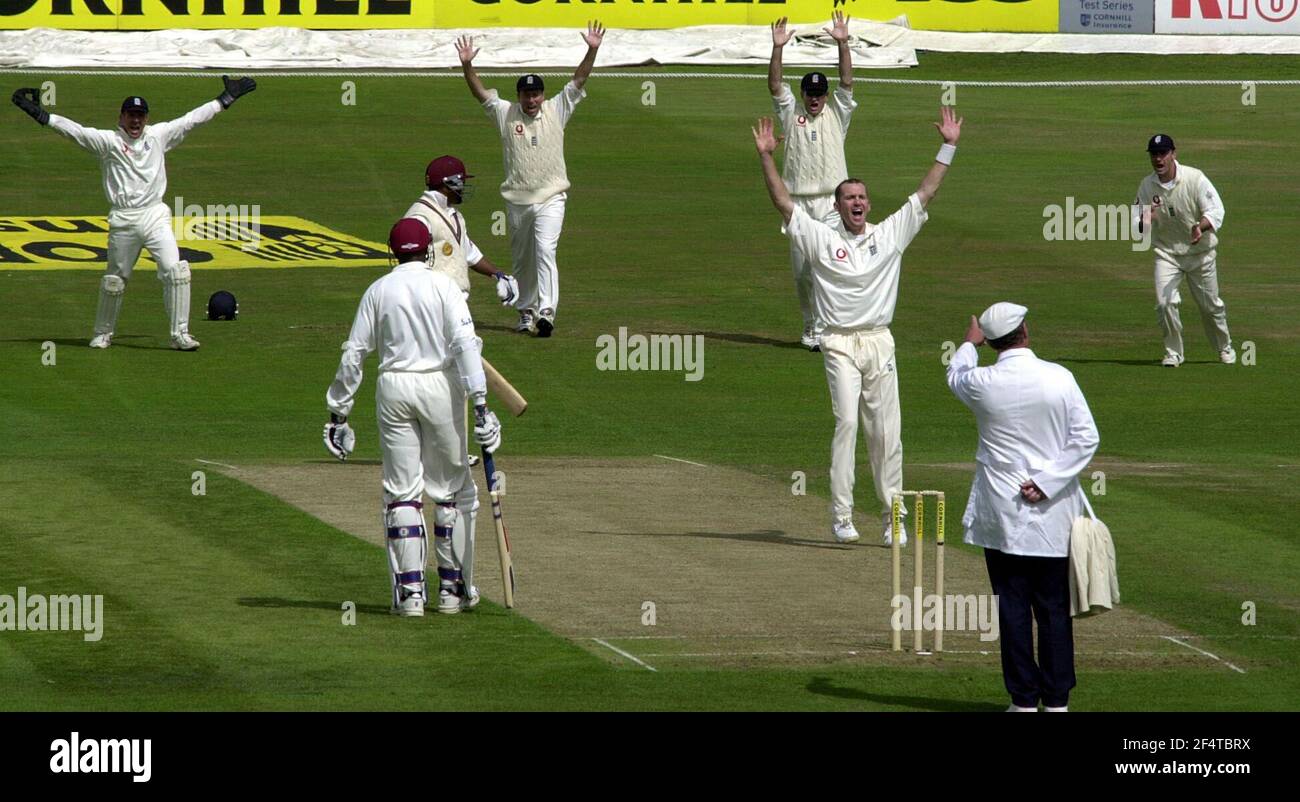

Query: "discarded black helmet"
<box><xmin>207</xmin><ymin>290</ymin><xmax>238</xmax><ymax>320</ymax></box>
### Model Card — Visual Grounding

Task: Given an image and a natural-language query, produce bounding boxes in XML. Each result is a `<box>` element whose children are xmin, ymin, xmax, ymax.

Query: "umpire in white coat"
<box><xmin>947</xmin><ymin>302</ymin><xmax>1100</xmax><ymax>712</ymax></box>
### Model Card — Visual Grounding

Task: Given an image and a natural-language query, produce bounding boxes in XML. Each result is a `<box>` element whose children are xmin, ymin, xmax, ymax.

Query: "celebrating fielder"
<box><xmin>753</xmin><ymin>108</ymin><xmax>963</xmax><ymax>544</ymax></box>
<box><xmin>769</xmin><ymin>12</ymin><xmax>858</xmax><ymax>351</ymax></box>
<box><xmin>456</xmin><ymin>21</ymin><xmax>605</xmax><ymax>338</ymax></box>
<box><xmin>324</xmin><ymin>218</ymin><xmax>503</xmax><ymax>617</ymax></box>
<box><xmin>1132</xmin><ymin>134</ymin><xmax>1235</xmax><ymax>367</ymax></box>
<box><xmin>10</xmin><ymin>77</ymin><xmax>256</xmax><ymax>351</ymax></box>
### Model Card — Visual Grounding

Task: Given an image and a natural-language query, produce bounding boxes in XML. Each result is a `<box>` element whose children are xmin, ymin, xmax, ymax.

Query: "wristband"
<box><xmin>936</xmin><ymin>143</ymin><xmax>956</xmax><ymax>166</ymax></box>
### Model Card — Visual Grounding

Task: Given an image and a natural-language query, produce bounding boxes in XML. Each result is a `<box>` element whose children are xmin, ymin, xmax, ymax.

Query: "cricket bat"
<box><xmin>482</xmin><ymin>357</ymin><xmax>527</xmax><ymax>417</ymax></box>
<box><xmin>481</xmin><ymin>448</ymin><xmax>516</xmax><ymax>608</ymax></box>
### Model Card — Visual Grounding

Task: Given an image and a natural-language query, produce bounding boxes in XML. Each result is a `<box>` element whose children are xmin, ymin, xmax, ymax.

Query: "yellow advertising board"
<box><xmin>0</xmin><ymin>215</ymin><xmax>390</xmax><ymax>270</ymax></box>
<box><xmin>0</xmin><ymin>0</ymin><xmax>1057</xmax><ymax>32</ymax></box>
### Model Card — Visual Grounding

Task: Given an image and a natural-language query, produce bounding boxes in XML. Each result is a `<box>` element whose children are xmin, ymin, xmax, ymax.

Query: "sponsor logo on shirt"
<box><xmin>834</xmin><ymin>247</ymin><xmax>848</xmax><ymax>261</ymax></box>
<box><xmin>514</xmin><ymin>123</ymin><xmax>525</xmax><ymax>135</ymax></box>
<box><xmin>796</xmin><ymin>115</ymin><xmax>807</xmax><ymax>126</ymax></box>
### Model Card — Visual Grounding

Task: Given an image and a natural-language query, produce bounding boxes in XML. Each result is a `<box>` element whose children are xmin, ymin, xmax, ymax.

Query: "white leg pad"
<box><xmin>385</xmin><ymin>499</ymin><xmax>428</xmax><ymax>607</ymax></box>
<box><xmin>94</xmin><ymin>274</ymin><xmax>126</xmax><ymax>336</ymax></box>
<box><xmin>162</xmin><ymin>260</ymin><xmax>192</xmax><ymax>338</ymax></box>
<box><xmin>433</xmin><ymin>501</ymin><xmax>462</xmax><ymax>589</ymax></box>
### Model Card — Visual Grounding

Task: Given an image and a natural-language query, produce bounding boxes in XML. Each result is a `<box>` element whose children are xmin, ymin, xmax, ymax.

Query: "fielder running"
<box><xmin>324</xmin><ymin>218</ymin><xmax>503</xmax><ymax>617</ymax></box>
<box><xmin>10</xmin><ymin>77</ymin><xmax>257</xmax><ymax>350</ymax></box>
<box><xmin>455</xmin><ymin>21</ymin><xmax>605</xmax><ymax>337</ymax></box>
<box><xmin>753</xmin><ymin>108</ymin><xmax>963</xmax><ymax>544</ymax></box>
<box><xmin>769</xmin><ymin>12</ymin><xmax>858</xmax><ymax>351</ymax></box>
<box><xmin>1133</xmin><ymin>134</ymin><xmax>1235</xmax><ymax>367</ymax></box>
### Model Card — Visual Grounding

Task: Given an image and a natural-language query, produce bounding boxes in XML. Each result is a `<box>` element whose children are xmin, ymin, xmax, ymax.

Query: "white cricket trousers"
<box><xmin>821</xmin><ymin>327</ymin><xmax>903</xmax><ymax>523</ymax></box>
<box><xmin>1153</xmin><ymin>249</ymin><xmax>1231</xmax><ymax>358</ymax></box>
<box><xmin>95</xmin><ymin>203</ymin><xmax>191</xmax><ymax>338</ymax></box>
<box><xmin>507</xmin><ymin>192</ymin><xmax>567</xmax><ymax>316</ymax></box>
<box><xmin>376</xmin><ymin>369</ymin><xmax>474</xmax><ymax>505</ymax></box>
<box><xmin>106</xmin><ymin>203</ymin><xmax>182</xmax><ymax>279</ymax></box>
<box><xmin>789</xmin><ymin>194</ymin><xmax>837</xmax><ymax>333</ymax></box>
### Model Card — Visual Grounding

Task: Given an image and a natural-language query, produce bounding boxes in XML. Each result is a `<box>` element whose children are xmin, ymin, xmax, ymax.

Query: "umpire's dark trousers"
<box><xmin>984</xmin><ymin>548</ymin><xmax>1076</xmax><ymax>709</ymax></box>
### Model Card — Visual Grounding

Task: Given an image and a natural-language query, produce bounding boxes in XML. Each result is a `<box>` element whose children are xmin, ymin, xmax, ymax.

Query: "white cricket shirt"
<box><xmin>483</xmin><ymin>81</ymin><xmax>585</xmax><ymax>205</ymax></box>
<box><xmin>1132</xmin><ymin>161</ymin><xmax>1224</xmax><ymax>257</ymax></box>
<box><xmin>947</xmin><ymin>345</ymin><xmax>1100</xmax><ymax>557</ymax></box>
<box><xmin>773</xmin><ymin>83</ymin><xmax>856</xmax><ymax>197</ymax></box>
<box><xmin>404</xmin><ymin>190</ymin><xmax>485</xmax><ymax>293</ymax></box>
<box><xmin>327</xmin><ymin>263</ymin><xmax>479</xmax><ymax>416</ymax></box>
<box><xmin>47</xmin><ymin>100</ymin><xmax>222</xmax><ymax>211</ymax></box>
<box><xmin>785</xmin><ymin>194</ymin><xmax>928</xmax><ymax>330</ymax></box>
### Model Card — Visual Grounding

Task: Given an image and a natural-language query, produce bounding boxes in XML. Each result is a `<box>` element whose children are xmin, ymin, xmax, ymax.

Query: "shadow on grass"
<box><xmin>696</xmin><ymin>331</ymin><xmax>806</xmax><ymax>351</ymax></box>
<box><xmin>0</xmin><ymin>334</ymin><xmax>171</xmax><ymax>351</ymax></box>
<box><xmin>580</xmin><ymin>529</ymin><xmax>852</xmax><ymax>551</ymax></box>
<box><xmin>238</xmin><ymin>597</ymin><xmax>390</xmax><ymax>616</ymax></box>
<box><xmin>1053</xmin><ymin>357</ymin><xmax>1218</xmax><ymax>367</ymax></box>
<box><xmin>806</xmin><ymin>676</ymin><xmax>1002</xmax><ymax>712</ymax></box>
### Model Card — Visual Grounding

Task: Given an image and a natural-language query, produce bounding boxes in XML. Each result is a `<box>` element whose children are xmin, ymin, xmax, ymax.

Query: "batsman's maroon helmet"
<box><xmin>425</xmin><ymin>155</ymin><xmax>473</xmax><ymax>190</ymax></box>
<box><xmin>388</xmin><ymin>218</ymin><xmax>431</xmax><ymax>259</ymax></box>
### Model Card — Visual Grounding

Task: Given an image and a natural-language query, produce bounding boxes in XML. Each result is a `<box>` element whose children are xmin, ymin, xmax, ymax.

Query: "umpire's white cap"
<box><xmin>979</xmin><ymin>302</ymin><xmax>1028</xmax><ymax>340</ymax></box>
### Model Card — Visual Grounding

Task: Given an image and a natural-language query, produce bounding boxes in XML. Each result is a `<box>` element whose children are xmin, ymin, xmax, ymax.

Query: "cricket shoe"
<box><xmin>460</xmin><ymin>585</ymin><xmax>481</xmax><ymax>612</ymax></box>
<box><xmin>800</xmin><ymin>326</ymin><xmax>820</xmax><ymax>352</ymax></box>
<box><xmin>1219</xmin><ymin>346</ymin><xmax>1237</xmax><ymax>365</ymax></box>
<box><xmin>832</xmin><ymin>519</ymin><xmax>860</xmax><ymax>544</ymax></box>
<box><xmin>1006</xmin><ymin>704</ymin><xmax>1038</xmax><ymax>713</ymax></box>
<box><xmin>1161</xmin><ymin>353</ymin><xmax>1184</xmax><ymax>367</ymax></box>
<box><xmin>88</xmin><ymin>333</ymin><xmax>113</xmax><ymax>349</ymax></box>
<box><xmin>1044</xmin><ymin>706</ymin><xmax>1069</xmax><ymax>713</ymax></box>
<box><xmin>535</xmin><ymin>308</ymin><xmax>555</xmax><ymax>338</ymax></box>
<box><xmin>882</xmin><ymin>513</ymin><xmax>908</xmax><ymax>546</ymax></box>
<box><xmin>392</xmin><ymin>588</ymin><xmax>425</xmax><ymax>618</ymax></box>
<box><xmin>438</xmin><ymin>583</ymin><xmax>481</xmax><ymax>615</ymax></box>
<box><xmin>515</xmin><ymin>310</ymin><xmax>536</xmax><ymax>334</ymax></box>
<box><xmin>170</xmin><ymin>333</ymin><xmax>201</xmax><ymax>351</ymax></box>
<box><xmin>468</xmin><ymin>453</ymin><xmax>480</xmax><ymax>467</ymax></box>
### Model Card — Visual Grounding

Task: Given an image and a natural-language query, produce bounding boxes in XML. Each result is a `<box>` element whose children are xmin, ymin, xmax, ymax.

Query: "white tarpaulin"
<box><xmin>2</xmin><ymin>18</ymin><xmax>1299</xmax><ymax>70</ymax></box>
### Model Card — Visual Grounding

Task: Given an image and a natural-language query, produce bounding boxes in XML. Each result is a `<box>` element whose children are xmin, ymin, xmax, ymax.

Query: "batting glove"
<box><xmin>494</xmin><ymin>272</ymin><xmax>519</xmax><ymax>307</ymax></box>
<box><xmin>217</xmin><ymin>75</ymin><xmax>257</xmax><ymax>109</ymax></box>
<box><xmin>473</xmin><ymin>406</ymin><xmax>501</xmax><ymax>454</ymax></box>
<box><xmin>12</xmin><ymin>87</ymin><xmax>49</xmax><ymax>125</ymax></box>
<box><xmin>323</xmin><ymin>414</ymin><xmax>356</xmax><ymax>461</ymax></box>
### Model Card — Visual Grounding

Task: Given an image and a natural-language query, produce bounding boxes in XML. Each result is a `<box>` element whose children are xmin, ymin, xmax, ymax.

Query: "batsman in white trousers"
<box><xmin>324</xmin><ymin>218</ymin><xmax>503</xmax><ymax>617</ymax></box>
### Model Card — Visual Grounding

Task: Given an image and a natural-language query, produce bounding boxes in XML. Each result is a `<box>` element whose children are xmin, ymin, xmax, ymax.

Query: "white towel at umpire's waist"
<box><xmin>1068</xmin><ymin>496</ymin><xmax>1120</xmax><ymax>617</ymax></box>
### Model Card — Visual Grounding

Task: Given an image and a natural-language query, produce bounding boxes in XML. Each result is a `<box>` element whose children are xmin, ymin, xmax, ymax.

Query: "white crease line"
<box><xmin>195</xmin><ymin>458</ymin><xmax>239</xmax><ymax>471</ymax></box>
<box><xmin>653</xmin><ymin>454</ymin><xmax>707</xmax><ymax>468</ymax></box>
<box><xmin>591</xmin><ymin>639</ymin><xmax>658</xmax><ymax>672</ymax></box>
<box><xmin>589</xmin><ymin>635</ymin><xmax>687</xmax><ymax>641</ymax></box>
<box><xmin>1163</xmin><ymin>636</ymin><xmax>1247</xmax><ymax>674</ymax></box>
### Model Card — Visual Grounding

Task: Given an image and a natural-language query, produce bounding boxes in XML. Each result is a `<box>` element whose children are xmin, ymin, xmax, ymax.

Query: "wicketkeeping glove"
<box><xmin>323</xmin><ymin>414</ymin><xmax>356</xmax><ymax>461</ymax></box>
<box><xmin>473</xmin><ymin>406</ymin><xmax>502</xmax><ymax>454</ymax></box>
<box><xmin>217</xmin><ymin>75</ymin><xmax>257</xmax><ymax>109</ymax></box>
<box><xmin>12</xmin><ymin>88</ymin><xmax>49</xmax><ymax>125</ymax></box>
<box><xmin>494</xmin><ymin>272</ymin><xmax>520</xmax><ymax>307</ymax></box>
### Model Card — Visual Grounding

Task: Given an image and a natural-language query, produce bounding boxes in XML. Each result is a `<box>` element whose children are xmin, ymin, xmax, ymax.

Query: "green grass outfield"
<box><xmin>1</xmin><ymin>53</ymin><xmax>1298</xmax><ymax>710</ymax></box>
